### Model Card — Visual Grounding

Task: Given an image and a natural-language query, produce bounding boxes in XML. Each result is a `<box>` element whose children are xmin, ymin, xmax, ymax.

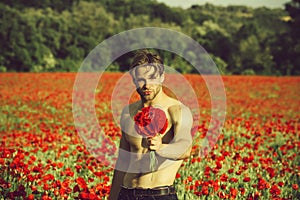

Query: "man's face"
<box><xmin>132</xmin><ymin>65</ymin><xmax>164</xmax><ymax>101</ymax></box>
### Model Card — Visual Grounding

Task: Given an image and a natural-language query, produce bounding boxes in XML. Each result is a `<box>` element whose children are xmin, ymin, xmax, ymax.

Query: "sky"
<box><xmin>156</xmin><ymin>0</ymin><xmax>289</xmax><ymax>9</ymax></box>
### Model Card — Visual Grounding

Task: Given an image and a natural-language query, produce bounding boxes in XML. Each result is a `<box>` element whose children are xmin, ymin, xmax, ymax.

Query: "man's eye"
<box><xmin>136</xmin><ymin>80</ymin><xmax>145</xmax><ymax>84</ymax></box>
<box><xmin>149</xmin><ymin>77</ymin><xmax>157</xmax><ymax>80</ymax></box>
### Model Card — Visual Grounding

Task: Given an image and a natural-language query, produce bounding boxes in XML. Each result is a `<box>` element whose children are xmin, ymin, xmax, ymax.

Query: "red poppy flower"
<box><xmin>187</xmin><ymin>176</ymin><xmax>193</xmax><ymax>182</ymax></box>
<box><xmin>230</xmin><ymin>188</ymin><xmax>238</xmax><ymax>198</ymax></box>
<box><xmin>278</xmin><ymin>181</ymin><xmax>284</xmax><ymax>187</ymax></box>
<box><xmin>220</xmin><ymin>173</ymin><xmax>228</xmax><ymax>182</ymax></box>
<box><xmin>292</xmin><ymin>184</ymin><xmax>298</xmax><ymax>190</ymax></box>
<box><xmin>270</xmin><ymin>184</ymin><xmax>281</xmax><ymax>196</ymax></box>
<box><xmin>243</xmin><ymin>177</ymin><xmax>251</xmax><ymax>182</ymax></box>
<box><xmin>257</xmin><ymin>178</ymin><xmax>270</xmax><ymax>190</ymax></box>
<box><xmin>76</xmin><ymin>177</ymin><xmax>88</xmax><ymax>190</ymax></box>
<box><xmin>201</xmin><ymin>185</ymin><xmax>209</xmax><ymax>195</ymax></box>
<box><xmin>230</xmin><ymin>178</ymin><xmax>238</xmax><ymax>183</ymax></box>
<box><xmin>73</xmin><ymin>185</ymin><xmax>80</xmax><ymax>193</ymax></box>
<box><xmin>28</xmin><ymin>194</ymin><xmax>35</xmax><ymax>200</ymax></box>
<box><xmin>217</xmin><ymin>191</ymin><xmax>226</xmax><ymax>199</ymax></box>
<box><xmin>134</xmin><ymin>106</ymin><xmax>168</xmax><ymax>137</ymax></box>
<box><xmin>239</xmin><ymin>187</ymin><xmax>245</xmax><ymax>195</ymax></box>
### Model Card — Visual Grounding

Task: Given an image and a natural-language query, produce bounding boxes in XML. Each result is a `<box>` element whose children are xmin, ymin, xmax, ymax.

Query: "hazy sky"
<box><xmin>156</xmin><ymin>0</ymin><xmax>289</xmax><ymax>9</ymax></box>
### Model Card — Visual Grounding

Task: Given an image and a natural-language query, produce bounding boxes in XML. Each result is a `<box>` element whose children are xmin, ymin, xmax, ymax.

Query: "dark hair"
<box><xmin>130</xmin><ymin>50</ymin><xmax>164</xmax><ymax>76</ymax></box>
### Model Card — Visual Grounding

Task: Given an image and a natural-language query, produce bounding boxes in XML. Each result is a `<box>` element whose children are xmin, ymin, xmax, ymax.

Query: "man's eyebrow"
<box><xmin>148</xmin><ymin>67</ymin><xmax>159</xmax><ymax>79</ymax></box>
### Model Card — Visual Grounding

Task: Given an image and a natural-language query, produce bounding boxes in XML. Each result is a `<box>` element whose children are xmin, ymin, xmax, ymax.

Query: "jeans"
<box><xmin>117</xmin><ymin>187</ymin><xmax>178</xmax><ymax>200</ymax></box>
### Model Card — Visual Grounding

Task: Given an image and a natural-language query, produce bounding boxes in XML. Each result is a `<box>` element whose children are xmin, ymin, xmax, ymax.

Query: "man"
<box><xmin>109</xmin><ymin>50</ymin><xmax>193</xmax><ymax>200</ymax></box>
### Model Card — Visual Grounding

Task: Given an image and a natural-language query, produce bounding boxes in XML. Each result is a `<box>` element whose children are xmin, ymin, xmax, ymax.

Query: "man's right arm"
<box><xmin>155</xmin><ymin>104</ymin><xmax>193</xmax><ymax>160</ymax></box>
<box><xmin>109</xmin><ymin>109</ymin><xmax>130</xmax><ymax>200</ymax></box>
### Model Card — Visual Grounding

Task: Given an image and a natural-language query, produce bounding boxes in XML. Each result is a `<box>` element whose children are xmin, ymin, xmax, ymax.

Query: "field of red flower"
<box><xmin>0</xmin><ymin>73</ymin><xmax>299</xmax><ymax>199</ymax></box>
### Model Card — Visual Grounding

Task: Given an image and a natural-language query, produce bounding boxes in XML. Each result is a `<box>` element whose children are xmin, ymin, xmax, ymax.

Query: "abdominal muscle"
<box><xmin>122</xmin><ymin>150</ymin><xmax>183</xmax><ymax>188</ymax></box>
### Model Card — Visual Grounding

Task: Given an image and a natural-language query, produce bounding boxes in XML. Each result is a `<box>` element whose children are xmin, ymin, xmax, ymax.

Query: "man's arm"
<box><xmin>109</xmin><ymin>109</ymin><xmax>130</xmax><ymax>200</ymax></box>
<box><xmin>154</xmin><ymin>104</ymin><xmax>193</xmax><ymax>160</ymax></box>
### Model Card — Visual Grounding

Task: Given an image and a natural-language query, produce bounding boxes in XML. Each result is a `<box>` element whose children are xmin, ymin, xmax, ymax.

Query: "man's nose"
<box><xmin>142</xmin><ymin>79</ymin><xmax>151</xmax><ymax>88</ymax></box>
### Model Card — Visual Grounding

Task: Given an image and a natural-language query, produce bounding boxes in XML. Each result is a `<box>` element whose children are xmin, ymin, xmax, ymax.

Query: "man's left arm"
<box><xmin>154</xmin><ymin>104</ymin><xmax>193</xmax><ymax>160</ymax></box>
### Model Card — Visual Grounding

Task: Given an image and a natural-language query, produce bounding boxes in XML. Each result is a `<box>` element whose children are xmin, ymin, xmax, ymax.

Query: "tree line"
<box><xmin>0</xmin><ymin>0</ymin><xmax>299</xmax><ymax>75</ymax></box>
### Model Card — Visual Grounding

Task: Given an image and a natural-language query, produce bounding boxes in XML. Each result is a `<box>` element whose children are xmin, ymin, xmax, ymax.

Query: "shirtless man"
<box><xmin>109</xmin><ymin>50</ymin><xmax>193</xmax><ymax>200</ymax></box>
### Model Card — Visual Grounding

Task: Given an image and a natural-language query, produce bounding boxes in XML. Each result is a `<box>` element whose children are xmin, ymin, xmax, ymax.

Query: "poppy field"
<box><xmin>0</xmin><ymin>73</ymin><xmax>299</xmax><ymax>199</ymax></box>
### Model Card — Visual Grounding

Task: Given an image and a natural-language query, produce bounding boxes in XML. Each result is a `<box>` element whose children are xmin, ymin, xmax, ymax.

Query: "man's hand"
<box><xmin>147</xmin><ymin>134</ymin><xmax>163</xmax><ymax>151</ymax></box>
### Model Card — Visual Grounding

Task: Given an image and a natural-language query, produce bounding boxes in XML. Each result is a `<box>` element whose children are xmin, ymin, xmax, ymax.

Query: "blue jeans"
<box><xmin>118</xmin><ymin>186</ymin><xmax>178</xmax><ymax>200</ymax></box>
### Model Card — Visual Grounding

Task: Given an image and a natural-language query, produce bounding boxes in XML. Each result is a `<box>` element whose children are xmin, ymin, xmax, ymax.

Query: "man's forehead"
<box><xmin>133</xmin><ymin>65</ymin><xmax>160</xmax><ymax>78</ymax></box>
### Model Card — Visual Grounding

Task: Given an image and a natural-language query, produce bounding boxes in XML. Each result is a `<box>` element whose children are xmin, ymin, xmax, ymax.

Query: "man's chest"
<box><xmin>123</xmin><ymin>112</ymin><xmax>174</xmax><ymax>151</ymax></box>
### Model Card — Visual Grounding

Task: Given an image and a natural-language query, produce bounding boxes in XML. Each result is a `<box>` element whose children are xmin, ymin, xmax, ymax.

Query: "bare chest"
<box><xmin>123</xmin><ymin>112</ymin><xmax>174</xmax><ymax>151</ymax></box>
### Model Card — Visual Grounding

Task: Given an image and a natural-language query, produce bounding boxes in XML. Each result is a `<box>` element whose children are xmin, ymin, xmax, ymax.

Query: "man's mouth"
<box><xmin>143</xmin><ymin>90</ymin><xmax>152</xmax><ymax>95</ymax></box>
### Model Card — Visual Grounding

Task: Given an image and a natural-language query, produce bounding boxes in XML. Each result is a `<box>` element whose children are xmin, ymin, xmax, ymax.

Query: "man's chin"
<box><xmin>142</xmin><ymin>95</ymin><xmax>154</xmax><ymax>101</ymax></box>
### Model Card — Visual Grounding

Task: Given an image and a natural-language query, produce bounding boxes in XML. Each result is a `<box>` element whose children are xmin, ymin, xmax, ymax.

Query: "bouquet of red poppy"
<box><xmin>134</xmin><ymin>106</ymin><xmax>168</xmax><ymax>173</ymax></box>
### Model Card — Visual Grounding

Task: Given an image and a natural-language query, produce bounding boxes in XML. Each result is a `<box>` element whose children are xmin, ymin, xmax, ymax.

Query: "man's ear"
<box><xmin>131</xmin><ymin>77</ymin><xmax>138</xmax><ymax>87</ymax></box>
<box><xmin>130</xmin><ymin>69</ymin><xmax>136</xmax><ymax>84</ymax></box>
<box><xmin>160</xmin><ymin>73</ymin><xmax>165</xmax><ymax>83</ymax></box>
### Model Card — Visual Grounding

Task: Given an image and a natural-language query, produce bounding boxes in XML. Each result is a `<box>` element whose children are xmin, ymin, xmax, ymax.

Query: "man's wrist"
<box><xmin>156</xmin><ymin>144</ymin><xmax>167</xmax><ymax>156</ymax></box>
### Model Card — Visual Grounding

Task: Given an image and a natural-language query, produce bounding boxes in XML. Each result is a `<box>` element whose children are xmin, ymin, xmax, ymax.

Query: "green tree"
<box><xmin>0</xmin><ymin>0</ymin><xmax>293</xmax><ymax>74</ymax></box>
<box><xmin>0</xmin><ymin>4</ymin><xmax>51</xmax><ymax>71</ymax></box>
<box><xmin>1</xmin><ymin>0</ymin><xmax>79</xmax><ymax>12</ymax></box>
<box><xmin>229</xmin><ymin>22</ymin><xmax>276</xmax><ymax>74</ymax></box>
<box><xmin>284</xmin><ymin>0</ymin><xmax>300</xmax><ymax>75</ymax></box>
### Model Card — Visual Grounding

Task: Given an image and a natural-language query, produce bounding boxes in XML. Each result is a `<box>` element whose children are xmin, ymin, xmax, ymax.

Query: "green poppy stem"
<box><xmin>150</xmin><ymin>150</ymin><xmax>158</xmax><ymax>180</ymax></box>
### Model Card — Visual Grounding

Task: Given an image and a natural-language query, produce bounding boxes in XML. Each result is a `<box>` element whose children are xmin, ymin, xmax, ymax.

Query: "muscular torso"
<box><xmin>122</xmin><ymin>100</ymin><xmax>183</xmax><ymax>188</ymax></box>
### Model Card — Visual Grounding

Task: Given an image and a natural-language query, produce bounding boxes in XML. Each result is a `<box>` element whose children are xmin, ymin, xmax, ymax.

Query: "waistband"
<box><xmin>120</xmin><ymin>185</ymin><xmax>176</xmax><ymax>197</ymax></box>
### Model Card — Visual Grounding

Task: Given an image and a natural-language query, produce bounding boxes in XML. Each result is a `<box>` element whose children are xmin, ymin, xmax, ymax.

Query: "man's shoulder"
<box><xmin>120</xmin><ymin>101</ymin><xmax>141</xmax><ymax>129</ymax></box>
<box><xmin>167</xmin><ymin>101</ymin><xmax>192</xmax><ymax>123</ymax></box>
<box><xmin>121</xmin><ymin>101</ymin><xmax>141</xmax><ymax>116</ymax></box>
<box><xmin>167</xmin><ymin>103</ymin><xmax>191</xmax><ymax>114</ymax></box>
<box><xmin>166</xmin><ymin>98</ymin><xmax>189</xmax><ymax>112</ymax></box>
